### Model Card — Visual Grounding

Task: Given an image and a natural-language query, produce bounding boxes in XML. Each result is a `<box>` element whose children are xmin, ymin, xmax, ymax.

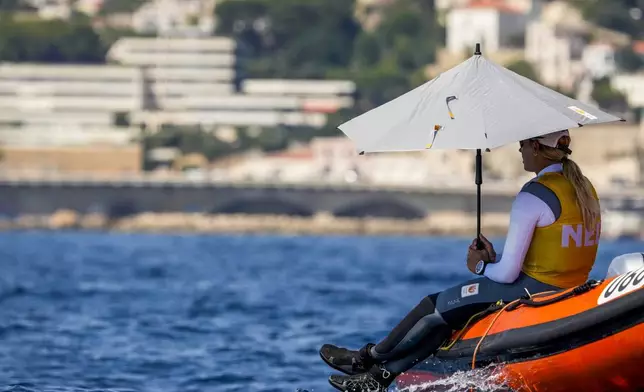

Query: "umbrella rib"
<box><xmin>365</xmin><ymin>75</ymin><xmax>447</xmax><ymax>152</ymax></box>
<box><xmin>500</xmin><ymin>67</ymin><xmax>582</xmax><ymax>129</ymax></box>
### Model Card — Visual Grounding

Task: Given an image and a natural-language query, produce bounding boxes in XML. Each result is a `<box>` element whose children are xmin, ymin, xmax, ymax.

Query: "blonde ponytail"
<box><xmin>561</xmin><ymin>157</ymin><xmax>600</xmax><ymax>231</ymax></box>
<box><xmin>538</xmin><ymin>147</ymin><xmax>600</xmax><ymax>231</ymax></box>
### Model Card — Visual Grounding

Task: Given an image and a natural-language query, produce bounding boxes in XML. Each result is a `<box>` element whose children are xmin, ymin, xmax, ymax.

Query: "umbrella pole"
<box><xmin>474</xmin><ymin>42</ymin><xmax>483</xmax><ymax>250</ymax></box>
<box><xmin>476</xmin><ymin>148</ymin><xmax>483</xmax><ymax>249</ymax></box>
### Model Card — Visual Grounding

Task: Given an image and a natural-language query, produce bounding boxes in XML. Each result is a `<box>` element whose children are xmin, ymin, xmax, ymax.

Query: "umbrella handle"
<box><xmin>476</xmin><ymin>236</ymin><xmax>484</xmax><ymax>250</ymax></box>
<box><xmin>476</xmin><ymin>149</ymin><xmax>484</xmax><ymax>250</ymax></box>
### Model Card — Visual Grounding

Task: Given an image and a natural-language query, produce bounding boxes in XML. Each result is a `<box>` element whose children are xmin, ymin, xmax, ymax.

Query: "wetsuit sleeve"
<box><xmin>483</xmin><ymin>190</ymin><xmax>556</xmax><ymax>284</ymax></box>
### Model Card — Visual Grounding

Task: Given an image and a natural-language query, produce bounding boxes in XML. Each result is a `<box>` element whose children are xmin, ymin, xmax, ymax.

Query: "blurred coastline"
<box><xmin>0</xmin><ymin>209</ymin><xmax>513</xmax><ymax>237</ymax></box>
<box><xmin>1</xmin><ymin>0</ymin><xmax>644</xmax><ymax>240</ymax></box>
<box><xmin>2</xmin><ymin>208</ymin><xmax>641</xmax><ymax>240</ymax></box>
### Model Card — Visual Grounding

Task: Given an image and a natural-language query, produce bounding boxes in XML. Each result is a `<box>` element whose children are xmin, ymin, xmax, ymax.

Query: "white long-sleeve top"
<box><xmin>483</xmin><ymin>163</ymin><xmax>563</xmax><ymax>284</ymax></box>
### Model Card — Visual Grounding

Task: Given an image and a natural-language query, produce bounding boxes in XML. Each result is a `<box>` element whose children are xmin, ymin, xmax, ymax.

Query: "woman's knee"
<box><xmin>426</xmin><ymin>292</ymin><xmax>439</xmax><ymax>307</ymax></box>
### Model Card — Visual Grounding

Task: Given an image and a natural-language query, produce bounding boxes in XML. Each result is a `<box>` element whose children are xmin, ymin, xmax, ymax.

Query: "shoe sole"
<box><xmin>327</xmin><ymin>376</ymin><xmax>345</xmax><ymax>392</ymax></box>
<box><xmin>319</xmin><ymin>350</ymin><xmax>360</xmax><ymax>376</ymax></box>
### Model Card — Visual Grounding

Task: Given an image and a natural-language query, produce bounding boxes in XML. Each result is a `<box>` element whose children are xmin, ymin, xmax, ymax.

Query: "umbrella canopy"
<box><xmin>338</xmin><ymin>43</ymin><xmax>625</xmax><ymax>248</ymax></box>
<box><xmin>338</xmin><ymin>47</ymin><xmax>624</xmax><ymax>154</ymax></box>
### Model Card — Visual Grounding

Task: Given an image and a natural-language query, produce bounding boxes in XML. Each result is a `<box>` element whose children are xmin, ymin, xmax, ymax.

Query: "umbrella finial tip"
<box><xmin>474</xmin><ymin>43</ymin><xmax>481</xmax><ymax>55</ymax></box>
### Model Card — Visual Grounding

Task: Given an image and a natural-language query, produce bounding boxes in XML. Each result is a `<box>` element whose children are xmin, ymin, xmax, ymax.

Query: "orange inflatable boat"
<box><xmin>396</xmin><ymin>256</ymin><xmax>644</xmax><ymax>392</ymax></box>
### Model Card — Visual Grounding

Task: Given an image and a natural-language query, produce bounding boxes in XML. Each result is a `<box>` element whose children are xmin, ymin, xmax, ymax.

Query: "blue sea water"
<box><xmin>0</xmin><ymin>231</ymin><xmax>642</xmax><ymax>392</ymax></box>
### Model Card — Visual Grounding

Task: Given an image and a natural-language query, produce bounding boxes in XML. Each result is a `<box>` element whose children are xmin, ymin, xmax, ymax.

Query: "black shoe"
<box><xmin>328</xmin><ymin>364</ymin><xmax>397</xmax><ymax>392</ymax></box>
<box><xmin>320</xmin><ymin>343</ymin><xmax>376</xmax><ymax>375</ymax></box>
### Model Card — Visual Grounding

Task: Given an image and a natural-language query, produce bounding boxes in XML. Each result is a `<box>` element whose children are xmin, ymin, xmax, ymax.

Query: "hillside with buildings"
<box><xmin>0</xmin><ymin>0</ymin><xmax>642</xmax><ymax>191</ymax></box>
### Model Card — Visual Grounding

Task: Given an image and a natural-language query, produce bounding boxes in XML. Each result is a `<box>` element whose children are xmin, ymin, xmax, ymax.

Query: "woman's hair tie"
<box><xmin>557</xmin><ymin>135</ymin><xmax>572</xmax><ymax>155</ymax></box>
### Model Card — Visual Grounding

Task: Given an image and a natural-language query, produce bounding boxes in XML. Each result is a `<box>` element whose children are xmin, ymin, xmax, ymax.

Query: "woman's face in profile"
<box><xmin>519</xmin><ymin>139</ymin><xmax>539</xmax><ymax>172</ymax></box>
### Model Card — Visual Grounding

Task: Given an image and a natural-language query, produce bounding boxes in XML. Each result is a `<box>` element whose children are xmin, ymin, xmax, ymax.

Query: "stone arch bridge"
<box><xmin>0</xmin><ymin>176</ymin><xmax>640</xmax><ymax>219</ymax></box>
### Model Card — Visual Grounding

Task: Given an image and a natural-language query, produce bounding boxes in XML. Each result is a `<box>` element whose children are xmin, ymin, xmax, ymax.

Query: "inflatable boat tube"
<box><xmin>396</xmin><ymin>256</ymin><xmax>644</xmax><ymax>392</ymax></box>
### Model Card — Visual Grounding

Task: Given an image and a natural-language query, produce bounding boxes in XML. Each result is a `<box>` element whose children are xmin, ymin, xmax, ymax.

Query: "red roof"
<box><xmin>464</xmin><ymin>0</ymin><xmax>522</xmax><ymax>14</ymax></box>
<box><xmin>267</xmin><ymin>149</ymin><xmax>314</xmax><ymax>160</ymax></box>
<box><xmin>633</xmin><ymin>40</ymin><xmax>644</xmax><ymax>55</ymax></box>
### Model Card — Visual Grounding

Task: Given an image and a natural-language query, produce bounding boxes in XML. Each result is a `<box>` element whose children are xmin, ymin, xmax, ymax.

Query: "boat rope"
<box><xmin>438</xmin><ymin>307</ymin><xmax>496</xmax><ymax>351</ymax></box>
<box><xmin>468</xmin><ymin>296</ymin><xmax>542</xmax><ymax>392</ymax></box>
<box><xmin>505</xmin><ymin>279</ymin><xmax>601</xmax><ymax>311</ymax></box>
<box><xmin>467</xmin><ymin>278</ymin><xmax>604</xmax><ymax>392</ymax></box>
<box><xmin>471</xmin><ymin>299</ymin><xmax>519</xmax><ymax>369</ymax></box>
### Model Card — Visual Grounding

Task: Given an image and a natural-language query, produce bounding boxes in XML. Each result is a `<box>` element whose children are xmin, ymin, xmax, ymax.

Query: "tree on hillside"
<box><xmin>362</xmin><ymin>4</ymin><xmax>439</xmax><ymax>71</ymax></box>
<box><xmin>214</xmin><ymin>0</ymin><xmax>442</xmax><ymax>98</ymax></box>
<box><xmin>347</xmin><ymin>0</ymin><xmax>442</xmax><ymax>109</ymax></box>
<box><xmin>572</xmin><ymin>0</ymin><xmax>644</xmax><ymax>39</ymax></box>
<box><xmin>98</xmin><ymin>0</ymin><xmax>147</xmax><ymax>15</ymax></box>
<box><xmin>506</xmin><ymin>59</ymin><xmax>540</xmax><ymax>82</ymax></box>
<box><xmin>215</xmin><ymin>0</ymin><xmax>360</xmax><ymax>78</ymax></box>
<box><xmin>0</xmin><ymin>15</ymin><xmax>106</xmax><ymax>63</ymax></box>
<box><xmin>615</xmin><ymin>46</ymin><xmax>644</xmax><ymax>72</ymax></box>
<box><xmin>591</xmin><ymin>77</ymin><xmax>630</xmax><ymax>113</ymax></box>
<box><xmin>0</xmin><ymin>0</ymin><xmax>35</xmax><ymax>11</ymax></box>
<box><xmin>207</xmin><ymin>0</ymin><xmax>444</xmax><ymax>158</ymax></box>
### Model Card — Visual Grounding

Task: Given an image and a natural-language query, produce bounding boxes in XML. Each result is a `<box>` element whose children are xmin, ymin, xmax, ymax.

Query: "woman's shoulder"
<box><xmin>517</xmin><ymin>180</ymin><xmax>562</xmax><ymax>219</ymax></box>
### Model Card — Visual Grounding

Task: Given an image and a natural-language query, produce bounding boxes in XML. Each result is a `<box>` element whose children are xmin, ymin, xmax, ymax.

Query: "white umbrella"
<box><xmin>338</xmin><ymin>43</ymin><xmax>625</xmax><ymax>246</ymax></box>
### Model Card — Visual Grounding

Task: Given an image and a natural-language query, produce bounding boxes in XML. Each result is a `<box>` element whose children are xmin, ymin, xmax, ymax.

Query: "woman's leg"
<box><xmin>368</xmin><ymin>294</ymin><xmax>447</xmax><ymax>361</ymax></box>
<box><xmin>327</xmin><ymin>274</ymin><xmax>559</xmax><ymax>392</ymax></box>
<box><xmin>319</xmin><ymin>294</ymin><xmax>446</xmax><ymax>375</ymax></box>
<box><xmin>379</xmin><ymin>273</ymin><xmax>559</xmax><ymax>375</ymax></box>
<box><xmin>326</xmin><ymin>294</ymin><xmax>451</xmax><ymax>392</ymax></box>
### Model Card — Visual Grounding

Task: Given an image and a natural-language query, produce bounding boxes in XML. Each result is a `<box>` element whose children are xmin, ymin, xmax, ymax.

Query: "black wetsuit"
<box><xmin>370</xmin><ymin>273</ymin><xmax>559</xmax><ymax>373</ymax></box>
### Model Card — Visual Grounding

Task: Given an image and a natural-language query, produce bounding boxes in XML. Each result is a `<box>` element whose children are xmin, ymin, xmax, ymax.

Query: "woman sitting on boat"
<box><xmin>321</xmin><ymin>129</ymin><xmax>602</xmax><ymax>392</ymax></box>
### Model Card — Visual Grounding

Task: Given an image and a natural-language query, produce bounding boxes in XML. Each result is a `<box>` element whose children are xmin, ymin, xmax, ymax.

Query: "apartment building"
<box><xmin>446</xmin><ymin>0</ymin><xmax>529</xmax><ymax>55</ymax></box>
<box><xmin>0</xmin><ymin>36</ymin><xmax>355</xmax><ymax>150</ymax></box>
<box><xmin>612</xmin><ymin>73</ymin><xmax>644</xmax><ymax>109</ymax></box>
<box><xmin>524</xmin><ymin>1</ymin><xmax>632</xmax><ymax>92</ymax></box>
<box><xmin>525</xmin><ymin>20</ymin><xmax>588</xmax><ymax>91</ymax></box>
<box><xmin>582</xmin><ymin>43</ymin><xmax>618</xmax><ymax>80</ymax></box>
<box><xmin>108</xmin><ymin>37</ymin><xmax>354</xmax><ymax>131</ymax></box>
<box><xmin>438</xmin><ymin>0</ymin><xmax>539</xmax><ymax>15</ymax></box>
<box><xmin>23</xmin><ymin>0</ymin><xmax>73</xmax><ymax>19</ymax></box>
<box><xmin>0</xmin><ymin>63</ymin><xmax>143</xmax><ymax>147</ymax></box>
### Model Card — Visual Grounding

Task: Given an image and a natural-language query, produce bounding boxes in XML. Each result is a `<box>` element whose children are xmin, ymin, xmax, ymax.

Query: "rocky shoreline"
<box><xmin>0</xmin><ymin>209</ymin><xmax>512</xmax><ymax>237</ymax></box>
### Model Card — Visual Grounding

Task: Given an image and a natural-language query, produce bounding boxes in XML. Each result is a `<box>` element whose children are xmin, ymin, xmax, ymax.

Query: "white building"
<box><xmin>523</xmin><ymin>1</ymin><xmax>629</xmax><ymax>91</ymax></box>
<box><xmin>446</xmin><ymin>0</ymin><xmax>528</xmax><ymax>54</ymax></box>
<box><xmin>0</xmin><ymin>63</ymin><xmax>142</xmax><ymax>147</ymax></box>
<box><xmin>131</xmin><ymin>0</ymin><xmax>217</xmax><ymax>37</ymax></box>
<box><xmin>436</xmin><ymin>0</ymin><xmax>469</xmax><ymax>12</ymax></box>
<box><xmin>108</xmin><ymin>37</ymin><xmax>354</xmax><ymax>131</ymax></box>
<box><xmin>75</xmin><ymin>0</ymin><xmax>103</xmax><ymax>16</ymax></box>
<box><xmin>524</xmin><ymin>21</ymin><xmax>587</xmax><ymax>91</ymax></box>
<box><xmin>0</xmin><ymin>37</ymin><xmax>356</xmax><ymax>147</ymax></box>
<box><xmin>611</xmin><ymin>73</ymin><xmax>644</xmax><ymax>109</ymax></box>
<box><xmin>24</xmin><ymin>0</ymin><xmax>72</xmax><ymax>20</ymax></box>
<box><xmin>438</xmin><ymin>0</ymin><xmax>538</xmax><ymax>15</ymax></box>
<box><xmin>582</xmin><ymin>43</ymin><xmax>618</xmax><ymax>79</ymax></box>
<box><xmin>224</xmin><ymin>137</ymin><xmax>478</xmax><ymax>186</ymax></box>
